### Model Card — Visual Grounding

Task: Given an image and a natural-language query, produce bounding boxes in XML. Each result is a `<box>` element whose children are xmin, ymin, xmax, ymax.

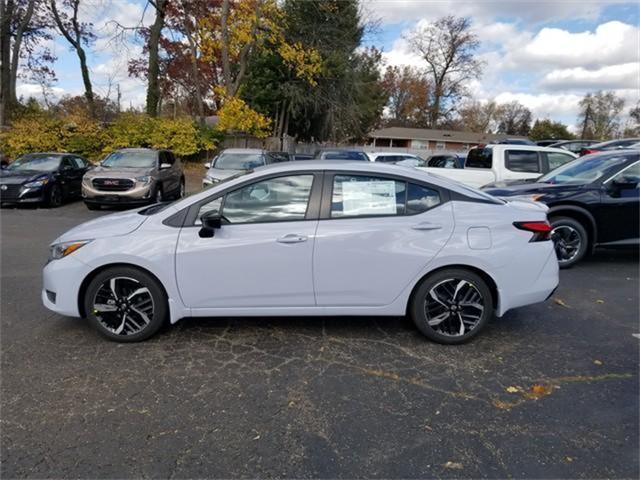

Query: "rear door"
<box><xmin>60</xmin><ymin>156</ymin><xmax>84</xmax><ymax>196</ymax></box>
<box><xmin>313</xmin><ymin>172</ymin><xmax>454</xmax><ymax>307</ymax></box>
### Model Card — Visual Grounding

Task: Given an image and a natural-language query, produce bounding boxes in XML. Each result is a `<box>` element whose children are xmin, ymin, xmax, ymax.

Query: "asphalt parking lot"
<box><xmin>1</xmin><ymin>179</ymin><xmax>638</xmax><ymax>478</ymax></box>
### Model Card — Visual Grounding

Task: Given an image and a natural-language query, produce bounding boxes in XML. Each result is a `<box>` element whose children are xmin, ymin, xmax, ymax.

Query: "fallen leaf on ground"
<box><xmin>506</xmin><ymin>386</ymin><xmax>520</xmax><ymax>393</ymax></box>
<box><xmin>443</xmin><ymin>461</ymin><xmax>463</xmax><ymax>470</ymax></box>
<box><xmin>529</xmin><ymin>384</ymin><xmax>552</xmax><ymax>398</ymax></box>
<box><xmin>565</xmin><ymin>456</ymin><xmax>574</xmax><ymax>463</ymax></box>
<box><xmin>596</xmin><ymin>299</ymin><xmax>604</xmax><ymax>304</ymax></box>
<box><xmin>554</xmin><ymin>298</ymin><xmax>570</xmax><ymax>308</ymax></box>
<box><xmin>593</xmin><ymin>360</ymin><xmax>603</xmax><ymax>365</ymax></box>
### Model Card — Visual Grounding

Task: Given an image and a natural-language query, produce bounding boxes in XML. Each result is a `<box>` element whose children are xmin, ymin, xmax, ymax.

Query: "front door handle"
<box><xmin>277</xmin><ymin>234</ymin><xmax>308</xmax><ymax>244</ymax></box>
<box><xmin>411</xmin><ymin>222</ymin><xmax>442</xmax><ymax>231</ymax></box>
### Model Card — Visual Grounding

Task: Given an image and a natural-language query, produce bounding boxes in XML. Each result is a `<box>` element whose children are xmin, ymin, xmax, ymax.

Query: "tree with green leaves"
<box><xmin>577</xmin><ymin>91</ymin><xmax>625</xmax><ymax>140</ymax></box>
<box><xmin>529</xmin><ymin>119</ymin><xmax>574</xmax><ymax>141</ymax></box>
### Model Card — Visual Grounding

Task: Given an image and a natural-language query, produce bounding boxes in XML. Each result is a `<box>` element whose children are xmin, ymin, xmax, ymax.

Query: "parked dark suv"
<box><xmin>82</xmin><ymin>148</ymin><xmax>184</xmax><ymax>210</ymax></box>
<box><xmin>483</xmin><ymin>151</ymin><xmax>639</xmax><ymax>267</ymax></box>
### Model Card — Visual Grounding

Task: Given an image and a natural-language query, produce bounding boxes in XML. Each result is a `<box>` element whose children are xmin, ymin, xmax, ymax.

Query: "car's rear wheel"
<box><xmin>410</xmin><ymin>269</ymin><xmax>493</xmax><ymax>344</ymax></box>
<box><xmin>550</xmin><ymin>216</ymin><xmax>588</xmax><ymax>268</ymax></box>
<box><xmin>83</xmin><ymin>266</ymin><xmax>167</xmax><ymax>342</ymax></box>
<box><xmin>47</xmin><ymin>184</ymin><xmax>63</xmax><ymax>208</ymax></box>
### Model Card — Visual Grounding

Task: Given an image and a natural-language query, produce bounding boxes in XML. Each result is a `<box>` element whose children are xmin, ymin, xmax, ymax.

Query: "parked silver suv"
<box><xmin>82</xmin><ymin>148</ymin><xmax>184</xmax><ymax>210</ymax></box>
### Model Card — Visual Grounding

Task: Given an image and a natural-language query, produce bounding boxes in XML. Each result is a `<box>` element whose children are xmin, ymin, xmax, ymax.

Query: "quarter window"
<box><xmin>406</xmin><ymin>183</ymin><xmax>440</xmax><ymax>214</ymax></box>
<box><xmin>505</xmin><ymin>150</ymin><xmax>540</xmax><ymax>173</ymax></box>
<box><xmin>331</xmin><ymin>175</ymin><xmax>406</xmax><ymax>217</ymax></box>
<box><xmin>222</xmin><ymin>175</ymin><xmax>314</xmax><ymax>224</ymax></box>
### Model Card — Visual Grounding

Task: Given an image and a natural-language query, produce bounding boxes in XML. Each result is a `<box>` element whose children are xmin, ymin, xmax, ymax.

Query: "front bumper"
<box><xmin>82</xmin><ymin>181</ymin><xmax>153</xmax><ymax>205</ymax></box>
<box><xmin>0</xmin><ymin>185</ymin><xmax>45</xmax><ymax>204</ymax></box>
<box><xmin>42</xmin><ymin>255</ymin><xmax>93</xmax><ymax>318</ymax></box>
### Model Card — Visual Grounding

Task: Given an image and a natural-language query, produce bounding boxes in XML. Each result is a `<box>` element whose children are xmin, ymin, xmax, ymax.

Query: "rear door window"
<box><xmin>466</xmin><ymin>148</ymin><xmax>492</xmax><ymax>169</ymax></box>
<box><xmin>331</xmin><ymin>175</ymin><xmax>406</xmax><ymax>217</ymax></box>
<box><xmin>505</xmin><ymin>150</ymin><xmax>541</xmax><ymax>173</ymax></box>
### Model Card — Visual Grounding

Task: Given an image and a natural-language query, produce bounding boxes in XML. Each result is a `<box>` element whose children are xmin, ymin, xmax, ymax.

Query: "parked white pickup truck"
<box><xmin>418</xmin><ymin>144</ymin><xmax>577</xmax><ymax>188</ymax></box>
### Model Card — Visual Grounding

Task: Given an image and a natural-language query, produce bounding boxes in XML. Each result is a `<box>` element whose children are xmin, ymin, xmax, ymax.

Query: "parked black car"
<box><xmin>0</xmin><ymin>153</ymin><xmax>90</xmax><ymax>207</ymax></box>
<box><xmin>483</xmin><ymin>151</ymin><xmax>639</xmax><ymax>267</ymax></box>
<box><xmin>536</xmin><ymin>139</ymin><xmax>568</xmax><ymax>147</ymax></box>
<box><xmin>548</xmin><ymin>139</ymin><xmax>598</xmax><ymax>154</ymax></box>
<box><xmin>579</xmin><ymin>138</ymin><xmax>640</xmax><ymax>156</ymax></box>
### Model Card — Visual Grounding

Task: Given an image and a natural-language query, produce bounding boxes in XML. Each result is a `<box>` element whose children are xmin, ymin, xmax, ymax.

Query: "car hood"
<box><xmin>206</xmin><ymin>168</ymin><xmax>245</xmax><ymax>181</ymax></box>
<box><xmin>0</xmin><ymin>169</ymin><xmax>50</xmax><ymax>184</ymax></box>
<box><xmin>53</xmin><ymin>208</ymin><xmax>149</xmax><ymax>244</ymax></box>
<box><xmin>85</xmin><ymin>166</ymin><xmax>154</xmax><ymax>178</ymax></box>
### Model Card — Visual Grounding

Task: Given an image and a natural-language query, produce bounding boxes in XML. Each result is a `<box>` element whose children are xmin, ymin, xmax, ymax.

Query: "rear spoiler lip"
<box><xmin>500</xmin><ymin>197</ymin><xmax>549</xmax><ymax>213</ymax></box>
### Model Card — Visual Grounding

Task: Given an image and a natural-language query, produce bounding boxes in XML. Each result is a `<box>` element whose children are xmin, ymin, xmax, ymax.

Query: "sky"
<box><xmin>17</xmin><ymin>0</ymin><xmax>640</xmax><ymax>131</ymax></box>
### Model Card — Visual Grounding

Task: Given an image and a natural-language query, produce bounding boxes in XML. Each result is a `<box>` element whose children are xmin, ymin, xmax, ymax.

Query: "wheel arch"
<box><xmin>405</xmin><ymin>264</ymin><xmax>499</xmax><ymax>316</ymax></box>
<box><xmin>77</xmin><ymin>262</ymin><xmax>169</xmax><ymax>318</ymax></box>
<box><xmin>548</xmin><ymin>204</ymin><xmax>597</xmax><ymax>248</ymax></box>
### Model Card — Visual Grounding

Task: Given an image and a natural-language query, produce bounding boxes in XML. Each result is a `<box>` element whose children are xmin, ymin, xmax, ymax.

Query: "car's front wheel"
<box><xmin>47</xmin><ymin>184</ymin><xmax>63</xmax><ymax>208</ymax></box>
<box><xmin>410</xmin><ymin>268</ymin><xmax>493</xmax><ymax>344</ymax></box>
<box><xmin>83</xmin><ymin>266</ymin><xmax>168</xmax><ymax>342</ymax></box>
<box><xmin>550</xmin><ymin>216</ymin><xmax>588</xmax><ymax>268</ymax></box>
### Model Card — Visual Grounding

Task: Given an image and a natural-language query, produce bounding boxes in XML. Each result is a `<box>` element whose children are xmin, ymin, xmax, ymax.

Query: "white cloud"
<box><xmin>363</xmin><ymin>0</ymin><xmax>611</xmax><ymax>25</ymax></box>
<box><xmin>493</xmin><ymin>92</ymin><xmax>585</xmax><ymax>120</ymax></box>
<box><xmin>541</xmin><ymin>63</ymin><xmax>640</xmax><ymax>90</ymax></box>
<box><xmin>520</xmin><ymin>21</ymin><xmax>640</xmax><ymax>68</ymax></box>
<box><xmin>16</xmin><ymin>83</ymin><xmax>67</xmax><ymax>100</ymax></box>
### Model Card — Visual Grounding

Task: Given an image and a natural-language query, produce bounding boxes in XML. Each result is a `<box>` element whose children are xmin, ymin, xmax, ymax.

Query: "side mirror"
<box><xmin>612</xmin><ymin>178</ymin><xmax>638</xmax><ymax>190</ymax></box>
<box><xmin>160</xmin><ymin>162</ymin><xmax>172</xmax><ymax>170</ymax></box>
<box><xmin>204</xmin><ymin>162</ymin><xmax>211</xmax><ymax>169</ymax></box>
<box><xmin>0</xmin><ymin>160</ymin><xmax>8</xmax><ymax>169</ymax></box>
<box><xmin>198</xmin><ymin>212</ymin><xmax>222</xmax><ymax>238</ymax></box>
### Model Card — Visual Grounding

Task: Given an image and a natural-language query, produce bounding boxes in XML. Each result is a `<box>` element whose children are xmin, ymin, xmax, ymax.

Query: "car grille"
<box><xmin>0</xmin><ymin>184</ymin><xmax>22</xmax><ymax>201</ymax></box>
<box><xmin>92</xmin><ymin>178</ymin><xmax>135</xmax><ymax>192</ymax></box>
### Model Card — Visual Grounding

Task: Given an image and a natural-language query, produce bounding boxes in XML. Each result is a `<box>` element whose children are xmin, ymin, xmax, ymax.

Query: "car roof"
<box><xmin>369</xmin><ymin>151</ymin><xmax>419</xmax><ymax>156</ymax></box>
<box><xmin>222</xmin><ymin>148</ymin><xmax>265</xmax><ymax>154</ymax></box>
<box><xmin>591</xmin><ymin>138</ymin><xmax>640</xmax><ymax>148</ymax></box>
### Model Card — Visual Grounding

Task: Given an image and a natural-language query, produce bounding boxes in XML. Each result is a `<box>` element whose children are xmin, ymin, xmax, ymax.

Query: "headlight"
<box><xmin>23</xmin><ymin>178</ymin><xmax>49</xmax><ymax>188</ymax></box>
<box><xmin>48</xmin><ymin>240</ymin><xmax>92</xmax><ymax>262</ymax></box>
<box><xmin>136</xmin><ymin>175</ymin><xmax>152</xmax><ymax>185</ymax></box>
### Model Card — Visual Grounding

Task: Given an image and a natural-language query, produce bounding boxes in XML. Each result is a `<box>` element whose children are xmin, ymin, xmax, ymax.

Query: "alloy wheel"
<box><xmin>424</xmin><ymin>279</ymin><xmax>485</xmax><ymax>337</ymax></box>
<box><xmin>179</xmin><ymin>181</ymin><xmax>185</xmax><ymax>198</ymax></box>
<box><xmin>551</xmin><ymin>225</ymin><xmax>581</xmax><ymax>263</ymax></box>
<box><xmin>155</xmin><ymin>188</ymin><xmax>163</xmax><ymax>203</ymax></box>
<box><xmin>50</xmin><ymin>186</ymin><xmax>62</xmax><ymax>207</ymax></box>
<box><xmin>92</xmin><ymin>276</ymin><xmax>155</xmax><ymax>336</ymax></box>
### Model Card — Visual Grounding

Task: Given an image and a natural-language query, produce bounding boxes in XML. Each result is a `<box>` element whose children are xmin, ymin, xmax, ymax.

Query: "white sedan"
<box><xmin>42</xmin><ymin>161</ymin><xmax>559</xmax><ymax>344</ymax></box>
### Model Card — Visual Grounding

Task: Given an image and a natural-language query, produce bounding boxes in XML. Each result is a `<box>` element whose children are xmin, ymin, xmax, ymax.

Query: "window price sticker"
<box><xmin>342</xmin><ymin>181</ymin><xmax>396</xmax><ymax>215</ymax></box>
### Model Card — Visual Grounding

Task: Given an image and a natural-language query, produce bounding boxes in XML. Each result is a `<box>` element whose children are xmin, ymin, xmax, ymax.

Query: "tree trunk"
<box><xmin>9</xmin><ymin>0</ymin><xmax>35</xmax><ymax>104</ymax></box>
<box><xmin>184</xmin><ymin>27</ymin><xmax>204</xmax><ymax>123</ymax></box>
<box><xmin>146</xmin><ymin>0</ymin><xmax>166</xmax><ymax>117</ymax></box>
<box><xmin>0</xmin><ymin>0</ymin><xmax>13</xmax><ymax>126</ymax></box>
<box><xmin>76</xmin><ymin>46</ymin><xmax>95</xmax><ymax>117</ymax></box>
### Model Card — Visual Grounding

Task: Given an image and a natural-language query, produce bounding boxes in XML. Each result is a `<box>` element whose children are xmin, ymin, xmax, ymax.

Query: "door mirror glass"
<box><xmin>204</xmin><ymin>162</ymin><xmax>211</xmax><ymax>169</ymax></box>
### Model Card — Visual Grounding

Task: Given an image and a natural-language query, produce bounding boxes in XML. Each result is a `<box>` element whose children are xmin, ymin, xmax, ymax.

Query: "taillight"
<box><xmin>513</xmin><ymin>221</ymin><xmax>552</xmax><ymax>242</ymax></box>
<box><xmin>580</xmin><ymin>149</ymin><xmax>599</xmax><ymax>156</ymax></box>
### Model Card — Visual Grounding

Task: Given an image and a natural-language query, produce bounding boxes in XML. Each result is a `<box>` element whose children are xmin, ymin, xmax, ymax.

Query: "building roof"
<box><xmin>368</xmin><ymin>127</ymin><xmax>527</xmax><ymax>144</ymax></box>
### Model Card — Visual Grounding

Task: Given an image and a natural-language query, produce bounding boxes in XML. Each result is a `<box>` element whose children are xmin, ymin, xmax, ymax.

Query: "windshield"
<box><xmin>7</xmin><ymin>154</ymin><xmax>61</xmax><ymax>172</ymax></box>
<box><xmin>466</xmin><ymin>148</ymin><xmax>492</xmax><ymax>169</ymax></box>
<box><xmin>213</xmin><ymin>152</ymin><xmax>265</xmax><ymax>170</ymax></box>
<box><xmin>539</xmin><ymin>155</ymin><xmax>629</xmax><ymax>185</ymax></box>
<box><xmin>102</xmin><ymin>150</ymin><xmax>157</xmax><ymax>168</ymax></box>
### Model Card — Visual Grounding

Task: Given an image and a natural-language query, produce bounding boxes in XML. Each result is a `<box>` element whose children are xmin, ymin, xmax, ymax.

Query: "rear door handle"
<box><xmin>411</xmin><ymin>222</ymin><xmax>443</xmax><ymax>231</ymax></box>
<box><xmin>277</xmin><ymin>234</ymin><xmax>308</xmax><ymax>244</ymax></box>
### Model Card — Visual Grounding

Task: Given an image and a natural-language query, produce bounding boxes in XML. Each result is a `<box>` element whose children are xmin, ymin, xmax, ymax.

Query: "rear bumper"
<box><xmin>496</xmin><ymin>245</ymin><xmax>559</xmax><ymax>316</ymax></box>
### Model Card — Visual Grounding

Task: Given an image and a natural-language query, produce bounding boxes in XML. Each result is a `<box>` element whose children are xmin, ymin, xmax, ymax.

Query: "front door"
<box><xmin>175</xmin><ymin>173</ymin><xmax>320</xmax><ymax>308</ymax></box>
<box><xmin>597</xmin><ymin>162</ymin><xmax>640</xmax><ymax>243</ymax></box>
<box><xmin>313</xmin><ymin>173</ymin><xmax>454</xmax><ymax>307</ymax></box>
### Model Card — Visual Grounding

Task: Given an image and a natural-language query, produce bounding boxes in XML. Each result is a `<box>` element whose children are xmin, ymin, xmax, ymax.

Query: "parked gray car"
<box><xmin>203</xmin><ymin>149</ymin><xmax>284</xmax><ymax>187</ymax></box>
<box><xmin>82</xmin><ymin>148</ymin><xmax>184</xmax><ymax>210</ymax></box>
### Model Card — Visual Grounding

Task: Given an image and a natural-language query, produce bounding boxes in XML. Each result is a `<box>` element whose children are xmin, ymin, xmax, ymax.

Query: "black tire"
<box><xmin>83</xmin><ymin>266</ymin><xmax>168</xmax><ymax>342</ymax></box>
<box><xmin>85</xmin><ymin>202</ymin><xmax>101</xmax><ymax>211</ymax></box>
<box><xmin>550</xmin><ymin>216</ymin><xmax>588</xmax><ymax>268</ymax></box>
<box><xmin>410</xmin><ymin>268</ymin><xmax>493</xmax><ymax>345</ymax></box>
<box><xmin>175</xmin><ymin>177</ymin><xmax>185</xmax><ymax>199</ymax></box>
<box><xmin>153</xmin><ymin>184</ymin><xmax>163</xmax><ymax>203</ymax></box>
<box><xmin>47</xmin><ymin>184</ymin><xmax>63</xmax><ymax>208</ymax></box>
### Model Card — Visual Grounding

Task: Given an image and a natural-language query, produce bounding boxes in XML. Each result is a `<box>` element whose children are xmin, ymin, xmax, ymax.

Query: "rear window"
<box><xmin>505</xmin><ymin>150</ymin><xmax>540</xmax><ymax>173</ymax></box>
<box><xmin>322</xmin><ymin>151</ymin><xmax>369</xmax><ymax>161</ymax></box>
<box><xmin>466</xmin><ymin>148</ymin><xmax>492</xmax><ymax>169</ymax></box>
